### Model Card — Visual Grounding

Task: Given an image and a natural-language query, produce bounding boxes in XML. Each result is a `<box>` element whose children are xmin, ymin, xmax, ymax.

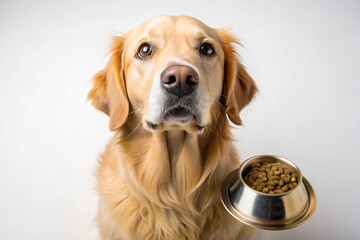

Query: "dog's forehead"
<box><xmin>126</xmin><ymin>16</ymin><xmax>218</xmax><ymax>45</ymax></box>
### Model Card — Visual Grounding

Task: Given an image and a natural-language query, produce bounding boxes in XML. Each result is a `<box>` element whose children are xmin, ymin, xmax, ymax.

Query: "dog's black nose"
<box><xmin>161</xmin><ymin>65</ymin><xmax>199</xmax><ymax>98</ymax></box>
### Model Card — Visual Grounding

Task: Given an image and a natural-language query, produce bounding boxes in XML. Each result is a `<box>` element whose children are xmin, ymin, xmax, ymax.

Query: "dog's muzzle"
<box><xmin>160</xmin><ymin>65</ymin><xmax>199</xmax><ymax>122</ymax></box>
<box><xmin>145</xmin><ymin>65</ymin><xmax>205</xmax><ymax>133</ymax></box>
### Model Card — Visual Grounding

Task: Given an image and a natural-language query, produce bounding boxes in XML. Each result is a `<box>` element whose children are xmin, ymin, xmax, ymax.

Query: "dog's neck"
<box><xmin>164</xmin><ymin>130</ymin><xmax>203</xmax><ymax>195</ymax></box>
<box><xmin>165</xmin><ymin>130</ymin><xmax>186</xmax><ymax>173</ymax></box>
<box><xmin>166</xmin><ymin>130</ymin><xmax>188</xmax><ymax>173</ymax></box>
<box><xmin>117</xmin><ymin>111</ymin><xmax>239</xmax><ymax>207</ymax></box>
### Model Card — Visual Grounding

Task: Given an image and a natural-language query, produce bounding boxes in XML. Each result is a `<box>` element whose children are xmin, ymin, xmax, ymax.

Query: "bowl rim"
<box><xmin>221</xmin><ymin>166</ymin><xmax>317</xmax><ymax>230</ymax></box>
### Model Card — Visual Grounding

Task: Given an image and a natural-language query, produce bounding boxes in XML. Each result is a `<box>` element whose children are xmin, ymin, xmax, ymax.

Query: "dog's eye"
<box><xmin>199</xmin><ymin>43</ymin><xmax>215</xmax><ymax>56</ymax></box>
<box><xmin>137</xmin><ymin>43</ymin><xmax>153</xmax><ymax>58</ymax></box>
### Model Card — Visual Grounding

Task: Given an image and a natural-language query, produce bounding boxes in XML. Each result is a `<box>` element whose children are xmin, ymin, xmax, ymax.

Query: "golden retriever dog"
<box><xmin>88</xmin><ymin>15</ymin><xmax>257</xmax><ymax>240</ymax></box>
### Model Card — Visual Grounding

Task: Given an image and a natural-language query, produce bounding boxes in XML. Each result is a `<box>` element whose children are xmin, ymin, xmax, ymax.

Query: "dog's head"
<box><xmin>88</xmin><ymin>16</ymin><xmax>257</xmax><ymax>133</ymax></box>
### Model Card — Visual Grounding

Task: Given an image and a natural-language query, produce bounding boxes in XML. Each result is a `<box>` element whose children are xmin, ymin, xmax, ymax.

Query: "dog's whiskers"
<box><xmin>215</xmin><ymin>97</ymin><xmax>227</xmax><ymax>116</ymax></box>
<box><xmin>127</xmin><ymin>120</ymin><xmax>142</xmax><ymax>137</ymax></box>
<box><xmin>128</xmin><ymin>101</ymin><xmax>147</xmax><ymax>116</ymax></box>
<box><xmin>208</xmin><ymin>109</ymin><xmax>223</xmax><ymax>141</ymax></box>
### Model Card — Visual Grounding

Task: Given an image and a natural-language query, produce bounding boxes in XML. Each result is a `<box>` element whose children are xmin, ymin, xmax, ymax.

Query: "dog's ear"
<box><xmin>217</xmin><ymin>29</ymin><xmax>258</xmax><ymax>125</ymax></box>
<box><xmin>87</xmin><ymin>36</ymin><xmax>129</xmax><ymax>131</ymax></box>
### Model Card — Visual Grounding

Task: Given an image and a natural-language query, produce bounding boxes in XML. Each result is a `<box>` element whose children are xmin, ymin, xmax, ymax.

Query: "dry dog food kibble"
<box><xmin>244</xmin><ymin>162</ymin><xmax>299</xmax><ymax>194</ymax></box>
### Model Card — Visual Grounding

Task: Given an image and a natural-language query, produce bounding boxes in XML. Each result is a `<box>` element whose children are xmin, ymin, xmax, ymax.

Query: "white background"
<box><xmin>1</xmin><ymin>0</ymin><xmax>359</xmax><ymax>239</ymax></box>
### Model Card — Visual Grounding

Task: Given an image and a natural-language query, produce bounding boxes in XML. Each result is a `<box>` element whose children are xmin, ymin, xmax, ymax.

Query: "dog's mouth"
<box><xmin>164</xmin><ymin>106</ymin><xmax>195</xmax><ymax>121</ymax></box>
<box><xmin>145</xmin><ymin>105</ymin><xmax>205</xmax><ymax>133</ymax></box>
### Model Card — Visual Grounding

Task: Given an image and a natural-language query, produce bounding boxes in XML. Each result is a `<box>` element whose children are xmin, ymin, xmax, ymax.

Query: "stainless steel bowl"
<box><xmin>221</xmin><ymin>155</ymin><xmax>316</xmax><ymax>230</ymax></box>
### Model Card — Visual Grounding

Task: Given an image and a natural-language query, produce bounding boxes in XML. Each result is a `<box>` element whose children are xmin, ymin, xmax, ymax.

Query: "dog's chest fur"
<box><xmin>95</xmin><ymin>125</ymin><xmax>254</xmax><ymax>240</ymax></box>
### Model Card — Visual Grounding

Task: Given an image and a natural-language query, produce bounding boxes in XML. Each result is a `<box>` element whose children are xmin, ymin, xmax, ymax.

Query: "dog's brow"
<box><xmin>148</xmin><ymin>28</ymin><xmax>161</xmax><ymax>38</ymax></box>
<box><xmin>192</xmin><ymin>29</ymin><xmax>217</xmax><ymax>43</ymax></box>
<box><xmin>136</xmin><ymin>28</ymin><xmax>166</xmax><ymax>48</ymax></box>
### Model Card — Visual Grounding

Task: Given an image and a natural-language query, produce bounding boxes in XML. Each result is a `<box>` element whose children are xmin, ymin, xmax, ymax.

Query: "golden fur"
<box><xmin>88</xmin><ymin>16</ymin><xmax>258</xmax><ymax>240</ymax></box>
